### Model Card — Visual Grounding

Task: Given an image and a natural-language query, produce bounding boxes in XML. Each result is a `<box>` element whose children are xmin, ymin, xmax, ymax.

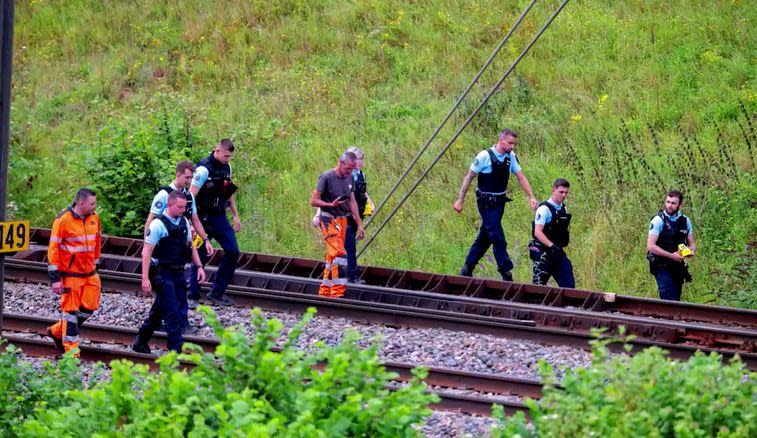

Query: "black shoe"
<box><xmin>208</xmin><ymin>293</ymin><xmax>235</xmax><ymax>306</ymax></box>
<box><xmin>131</xmin><ymin>342</ymin><xmax>152</xmax><ymax>354</ymax></box>
<box><xmin>500</xmin><ymin>271</ymin><xmax>513</xmax><ymax>282</ymax></box>
<box><xmin>46</xmin><ymin>328</ymin><xmax>65</xmax><ymax>355</ymax></box>
<box><xmin>460</xmin><ymin>263</ymin><xmax>474</xmax><ymax>277</ymax></box>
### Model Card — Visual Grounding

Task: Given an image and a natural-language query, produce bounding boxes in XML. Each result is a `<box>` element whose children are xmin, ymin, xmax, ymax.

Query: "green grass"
<box><xmin>9</xmin><ymin>0</ymin><xmax>756</xmax><ymax>307</ymax></box>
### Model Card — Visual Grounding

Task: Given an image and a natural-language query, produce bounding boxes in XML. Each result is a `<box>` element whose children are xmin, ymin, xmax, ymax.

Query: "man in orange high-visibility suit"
<box><xmin>46</xmin><ymin>188</ymin><xmax>102</xmax><ymax>356</ymax></box>
<box><xmin>309</xmin><ymin>151</ymin><xmax>365</xmax><ymax>297</ymax></box>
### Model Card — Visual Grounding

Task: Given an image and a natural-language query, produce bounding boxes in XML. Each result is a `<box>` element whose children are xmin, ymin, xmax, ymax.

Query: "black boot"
<box><xmin>500</xmin><ymin>271</ymin><xmax>513</xmax><ymax>282</ymax></box>
<box><xmin>460</xmin><ymin>263</ymin><xmax>474</xmax><ymax>277</ymax></box>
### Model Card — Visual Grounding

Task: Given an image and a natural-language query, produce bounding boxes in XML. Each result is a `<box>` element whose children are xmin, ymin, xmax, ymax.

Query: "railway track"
<box><xmin>6</xmin><ymin>245</ymin><xmax>757</xmax><ymax>369</ymax></box>
<box><xmin>1</xmin><ymin>313</ymin><xmax>539</xmax><ymax>416</ymax></box>
<box><xmin>25</xmin><ymin>228</ymin><xmax>756</xmax><ymax>329</ymax></box>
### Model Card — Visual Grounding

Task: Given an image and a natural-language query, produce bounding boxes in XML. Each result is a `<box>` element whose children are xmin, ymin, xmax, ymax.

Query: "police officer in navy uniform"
<box><xmin>189</xmin><ymin>139</ymin><xmax>240</xmax><ymax>306</ymax></box>
<box><xmin>528</xmin><ymin>178</ymin><xmax>575</xmax><ymax>287</ymax></box>
<box><xmin>145</xmin><ymin>160</ymin><xmax>214</xmax><ymax>324</ymax></box>
<box><xmin>453</xmin><ymin>129</ymin><xmax>538</xmax><ymax>281</ymax></box>
<box><xmin>647</xmin><ymin>190</ymin><xmax>696</xmax><ymax>301</ymax></box>
<box><xmin>133</xmin><ymin>191</ymin><xmax>205</xmax><ymax>353</ymax></box>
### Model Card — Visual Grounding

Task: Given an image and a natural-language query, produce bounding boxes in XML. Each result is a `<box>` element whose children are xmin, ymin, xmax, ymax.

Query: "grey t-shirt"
<box><xmin>316</xmin><ymin>169</ymin><xmax>353</xmax><ymax>217</ymax></box>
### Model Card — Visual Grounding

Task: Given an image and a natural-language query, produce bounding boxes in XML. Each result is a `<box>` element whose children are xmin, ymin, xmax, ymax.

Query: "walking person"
<box><xmin>133</xmin><ymin>191</ymin><xmax>206</xmax><ymax>354</ymax></box>
<box><xmin>46</xmin><ymin>188</ymin><xmax>102</xmax><ymax>357</ymax></box>
<box><xmin>309</xmin><ymin>151</ymin><xmax>365</xmax><ymax>297</ymax></box>
<box><xmin>144</xmin><ymin>160</ymin><xmax>214</xmax><ymax>328</ymax></box>
<box><xmin>343</xmin><ymin>146</ymin><xmax>373</xmax><ymax>284</ymax></box>
<box><xmin>189</xmin><ymin>139</ymin><xmax>240</xmax><ymax>306</ymax></box>
<box><xmin>453</xmin><ymin>129</ymin><xmax>538</xmax><ymax>281</ymax></box>
<box><xmin>647</xmin><ymin>190</ymin><xmax>696</xmax><ymax>301</ymax></box>
<box><xmin>528</xmin><ymin>179</ymin><xmax>575</xmax><ymax>287</ymax></box>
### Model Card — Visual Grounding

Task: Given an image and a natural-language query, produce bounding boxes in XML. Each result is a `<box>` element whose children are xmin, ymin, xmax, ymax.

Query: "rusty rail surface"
<box><xmin>27</xmin><ymin>228</ymin><xmax>757</xmax><ymax>329</ymax></box>
<box><xmin>6</xmin><ymin>250</ymin><xmax>757</xmax><ymax>370</ymax></box>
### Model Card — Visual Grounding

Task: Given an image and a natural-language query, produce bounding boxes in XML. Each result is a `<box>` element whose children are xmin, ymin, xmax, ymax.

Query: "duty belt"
<box><xmin>475</xmin><ymin>189</ymin><xmax>512</xmax><ymax>203</ymax></box>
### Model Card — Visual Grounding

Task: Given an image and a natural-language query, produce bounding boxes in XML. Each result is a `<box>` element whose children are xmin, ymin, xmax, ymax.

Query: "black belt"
<box><xmin>476</xmin><ymin>190</ymin><xmax>512</xmax><ymax>203</ymax></box>
<box><xmin>154</xmin><ymin>264</ymin><xmax>186</xmax><ymax>272</ymax></box>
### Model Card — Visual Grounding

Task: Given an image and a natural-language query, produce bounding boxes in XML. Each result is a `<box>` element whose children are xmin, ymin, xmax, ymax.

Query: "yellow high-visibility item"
<box><xmin>678</xmin><ymin>244</ymin><xmax>693</xmax><ymax>258</ymax></box>
<box><xmin>193</xmin><ymin>234</ymin><xmax>204</xmax><ymax>249</ymax></box>
<box><xmin>363</xmin><ymin>197</ymin><xmax>375</xmax><ymax>216</ymax></box>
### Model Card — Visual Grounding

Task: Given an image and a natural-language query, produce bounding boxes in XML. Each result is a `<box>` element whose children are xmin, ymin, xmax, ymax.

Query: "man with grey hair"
<box><xmin>309</xmin><ymin>151</ymin><xmax>365</xmax><ymax>297</ymax></box>
<box><xmin>453</xmin><ymin>128</ymin><xmax>538</xmax><ymax>281</ymax></box>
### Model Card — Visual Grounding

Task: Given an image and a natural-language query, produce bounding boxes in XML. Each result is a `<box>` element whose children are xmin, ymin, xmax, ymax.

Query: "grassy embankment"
<box><xmin>10</xmin><ymin>0</ymin><xmax>756</xmax><ymax>307</ymax></box>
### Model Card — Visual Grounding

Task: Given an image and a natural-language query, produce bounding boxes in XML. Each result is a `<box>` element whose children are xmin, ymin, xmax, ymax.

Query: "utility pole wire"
<box><xmin>359</xmin><ymin>0</ymin><xmax>571</xmax><ymax>259</ymax></box>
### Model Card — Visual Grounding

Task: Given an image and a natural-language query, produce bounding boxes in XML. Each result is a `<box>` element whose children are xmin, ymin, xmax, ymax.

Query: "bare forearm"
<box><xmin>191</xmin><ymin>215</ymin><xmax>209</xmax><ymax>240</ymax></box>
<box><xmin>350</xmin><ymin>197</ymin><xmax>362</xmax><ymax>228</ymax></box>
<box><xmin>516</xmin><ymin>173</ymin><xmax>535</xmax><ymax>198</ymax></box>
<box><xmin>457</xmin><ymin>172</ymin><xmax>475</xmax><ymax>200</ymax></box>
<box><xmin>144</xmin><ymin>213</ymin><xmax>155</xmax><ymax>236</ymax></box>
<box><xmin>191</xmin><ymin>246</ymin><xmax>202</xmax><ymax>267</ymax></box>
<box><xmin>534</xmin><ymin>227</ymin><xmax>554</xmax><ymax>247</ymax></box>
<box><xmin>229</xmin><ymin>195</ymin><xmax>239</xmax><ymax>216</ymax></box>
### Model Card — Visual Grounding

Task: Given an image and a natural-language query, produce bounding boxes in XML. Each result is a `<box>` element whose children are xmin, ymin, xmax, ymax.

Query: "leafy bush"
<box><xmin>491</xmin><ymin>340</ymin><xmax>756</xmax><ymax>437</ymax></box>
<box><xmin>72</xmin><ymin>98</ymin><xmax>206</xmax><ymax>237</ymax></box>
<box><xmin>22</xmin><ymin>307</ymin><xmax>437</xmax><ymax>436</ymax></box>
<box><xmin>0</xmin><ymin>343</ymin><xmax>85</xmax><ymax>436</ymax></box>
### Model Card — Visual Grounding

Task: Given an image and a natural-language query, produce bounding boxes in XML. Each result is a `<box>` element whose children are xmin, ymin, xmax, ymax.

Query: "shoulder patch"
<box><xmin>650</xmin><ymin>223</ymin><xmax>654</xmax><ymax>230</ymax></box>
<box><xmin>193</xmin><ymin>172</ymin><xmax>202</xmax><ymax>181</ymax></box>
<box><xmin>146</xmin><ymin>229</ymin><xmax>151</xmax><ymax>237</ymax></box>
<box><xmin>536</xmin><ymin>213</ymin><xmax>542</xmax><ymax>221</ymax></box>
<box><xmin>472</xmin><ymin>158</ymin><xmax>479</xmax><ymax>167</ymax></box>
<box><xmin>154</xmin><ymin>201</ymin><xmax>163</xmax><ymax>209</ymax></box>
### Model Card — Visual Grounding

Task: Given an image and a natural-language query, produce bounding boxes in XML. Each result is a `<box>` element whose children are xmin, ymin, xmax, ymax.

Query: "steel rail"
<box><xmin>26</xmin><ymin>228</ymin><xmax>757</xmax><ymax>329</ymax></box>
<box><xmin>5</xmin><ymin>254</ymin><xmax>756</xmax><ymax>370</ymax></box>
<box><xmin>0</xmin><ymin>331</ymin><xmax>528</xmax><ymax>416</ymax></box>
<box><xmin>2</xmin><ymin>312</ymin><xmax>545</xmax><ymax>399</ymax></box>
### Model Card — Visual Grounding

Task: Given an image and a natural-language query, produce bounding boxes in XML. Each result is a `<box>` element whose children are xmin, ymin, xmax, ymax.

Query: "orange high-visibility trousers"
<box><xmin>48</xmin><ymin>274</ymin><xmax>101</xmax><ymax>355</ymax></box>
<box><xmin>319</xmin><ymin>216</ymin><xmax>348</xmax><ymax>297</ymax></box>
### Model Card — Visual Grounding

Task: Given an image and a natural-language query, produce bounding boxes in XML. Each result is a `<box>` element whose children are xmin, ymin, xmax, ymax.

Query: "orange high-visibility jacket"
<box><xmin>48</xmin><ymin>207</ymin><xmax>102</xmax><ymax>283</ymax></box>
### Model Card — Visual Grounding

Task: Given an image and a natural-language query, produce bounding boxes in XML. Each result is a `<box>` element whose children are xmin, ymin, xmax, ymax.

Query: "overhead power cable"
<box><xmin>358</xmin><ymin>0</ymin><xmax>571</xmax><ymax>259</ymax></box>
<box><xmin>366</xmin><ymin>0</ymin><xmax>538</xmax><ymax>228</ymax></box>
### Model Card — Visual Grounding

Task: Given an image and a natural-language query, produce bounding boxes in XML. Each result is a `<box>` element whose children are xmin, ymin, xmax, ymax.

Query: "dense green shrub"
<box><xmin>72</xmin><ymin>98</ymin><xmax>206</xmax><ymax>237</ymax></box>
<box><xmin>491</xmin><ymin>340</ymin><xmax>757</xmax><ymax>437</ymax></box>
<box><xmin>0</xmin><ymin>344</ymin><xmax>85</xmax><ymax>436</ymax></box>
<box><xmin>22</xmin><ymin>307</ymin><xmax>436</xmax><ymax>436</ymax></box>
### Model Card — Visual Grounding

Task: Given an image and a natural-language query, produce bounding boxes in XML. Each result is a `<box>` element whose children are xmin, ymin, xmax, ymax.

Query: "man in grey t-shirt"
<box><xmin>309</xmin><ymin>151</ymin><xmax>365</xmax><ymax>297</ymax></box>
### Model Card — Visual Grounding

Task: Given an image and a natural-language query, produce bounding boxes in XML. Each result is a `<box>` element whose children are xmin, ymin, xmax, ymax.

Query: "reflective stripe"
<box><xmin>333</xmin><ymin>278</ymin><xmax>348</xmax><ymax>286</ymax></box>
<box><xmin>59</xmin><ymin>244</ymin><xmax>96</xmax><ymax>252</ymax></box>
<box><xmin>62</xmin><ymin>335</ymin><xmax>79</xmax><ymax>343</ymax></box>
<box><xmin>323</xmin><ymin>263</ymin><xmax>331</xmax><ymax>270</ymax></box>
<box><xmin>64</xmin><ymin>313</ymin><xmax>79</xmax><ymax>323</ymax></box>
<box><xmin>48</xmin><ymin>265</ymin><xmax>59</xmax><ymax>271</ymax></box>
<box><xmin>61</xmin><ymin>234</ymin><xmax>98</xmax><ymax>243</ymax></box>
<box><xmin>333</xmin><ymin>257</ymin><xmax>348</xmax><ymax>266</ymax></box>
<box><xmin>321</xmin><ymin>279</ymin><xmax>333</xmax><ymax>287</ymax></box>
<box><xmin>50</xmin><ymin>237</ymin><xmax>62</xmax><ymax>243</ymax></box>
<box><xmin>77</xmin><ymin>311</ymin><xmax>93</xmax><ymax>318</ymax></box>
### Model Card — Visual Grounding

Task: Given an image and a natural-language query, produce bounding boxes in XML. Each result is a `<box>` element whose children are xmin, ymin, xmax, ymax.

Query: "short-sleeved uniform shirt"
<box><xmin>648</xmin><ymin>210</ymin><xmax>693</xmax><ymax>236</ymax></box>
<box><xmin>145</xmin><ymin>213</ymin><xmax>191</xmax><ymax>263</ymax></box>
<box><xmin>534</xmin><ymin>198</ymin><xmax>564</xmax><ymax>225</ymax></box>
<box><xmin>470</xmin><ymin>146</ymin><xmax>522</xmax><ymax>175</ymax></box>
<box><xmin>316</xmin><ymin>169</ymin><xmax>353</xmax><ymax>217</ymax></box>
<box><xmin>149</xmin><ymin>183</ymin><xmax>197</xmax><ymax>217</ymax></box>
<box><xmin>191</xmin><ymin>164</ymin><xmax>233</xmax><ymax>189</ymax></box>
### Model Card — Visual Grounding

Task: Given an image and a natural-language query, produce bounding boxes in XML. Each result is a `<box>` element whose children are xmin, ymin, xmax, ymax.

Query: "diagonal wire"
<box><xmin>366</xmin><ymin>0</ymin><xmax>538</xmax><ymax>229</ymax></box>
<box><xmin>359</xmin><ymin>0</ymin><xmax>571</xmax><ymax>259</ymax></box>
